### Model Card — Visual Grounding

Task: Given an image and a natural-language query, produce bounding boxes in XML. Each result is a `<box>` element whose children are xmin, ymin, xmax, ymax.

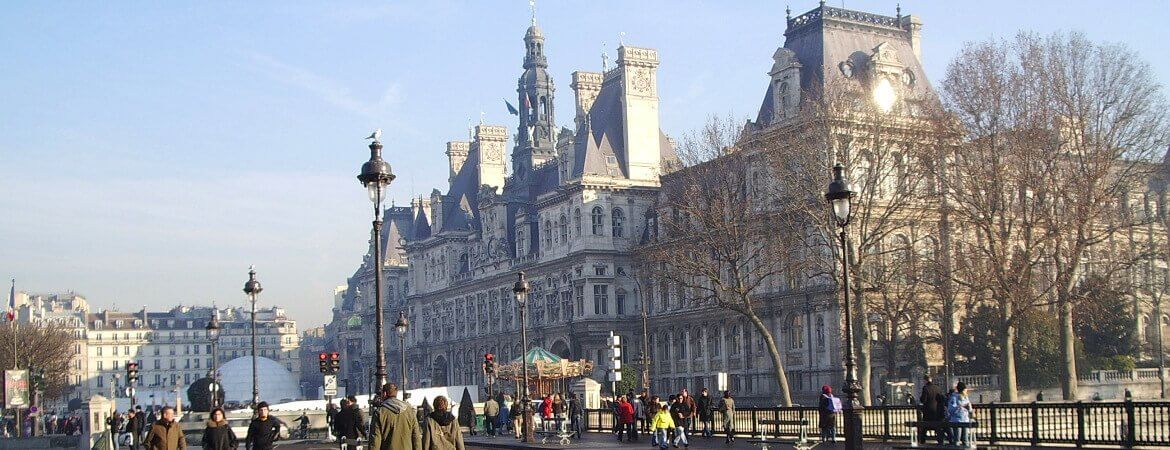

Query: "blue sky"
<box><xmin>2</xmin><ymin>1</ymin><xmax>1168</xmax><ymax>328</ymax></box>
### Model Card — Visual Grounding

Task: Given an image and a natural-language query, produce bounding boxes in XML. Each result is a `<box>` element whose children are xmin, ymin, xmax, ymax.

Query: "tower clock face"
<box><xmin>632</xmin><ymin>68</ymin><xmax>653</xmax><ymax>95</ymax></box>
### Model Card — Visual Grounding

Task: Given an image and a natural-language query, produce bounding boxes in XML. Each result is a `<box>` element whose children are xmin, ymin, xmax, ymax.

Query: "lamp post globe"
<box><xmin>358</xmin><ymin>134</ymin><xmax>396</xmax><ymax>390</ymax></box>
<box><xmin>204</xmin><ymin>309</ymin><xmax>222</xmax><ymax>410</ymax></box>
<box><xmin>394</xmin><ymin>311</ymin><xmax>409</xmax><ymax>399</ymax></box>
<box><xmin>825</xmin><ymin>163</ymin><xmax>862</xmax><ymax>450</ymax></box>
<box><xmin>243</xmin><ymin>266</ymin><xmax>262</xmax><ymax>408</ymax></box>
<box><xmin>512</xmin><ymin>271</ymin><xmax>533</xmax><ymax>442</ymax></box>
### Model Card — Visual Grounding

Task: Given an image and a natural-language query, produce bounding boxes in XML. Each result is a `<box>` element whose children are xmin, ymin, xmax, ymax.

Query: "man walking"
<box><xmin>143</xmin><ymin>406</ymin><xmax>185</xmax><ymax>450</ymax></box>
<box><xmin>370</xmin><ymin>383</ymin><xmax>422</xmax><ymax>450</ymax></box>
<box><xmin>919</xmin><ymin>375</ymin><xmax>947</xmax><ymax>445</ymax></box>
<box><xmin>245</xmin><ymin>402</ymin><xmax>281</xmax><ymax>450</ymax></box>
<box><xmin>696</xmin><ymin>388</ymin><xmax>714</xmax><ymax>438</ymax></box>
<box><xmin>484</xmin><ymin>394</ymin><xmax>500</xmax><ymax>436</ymax></box>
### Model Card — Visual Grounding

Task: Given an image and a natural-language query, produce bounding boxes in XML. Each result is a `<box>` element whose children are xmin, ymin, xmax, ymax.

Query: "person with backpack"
<box><xmin>947</xmin><ymin>382</ymin><xmax>974</xmax><ymax>447</ymax></box>
<box><xmin>818</xmin><ymin>385</ymin><xmax>841</xmax><ymax>443</ymax></box>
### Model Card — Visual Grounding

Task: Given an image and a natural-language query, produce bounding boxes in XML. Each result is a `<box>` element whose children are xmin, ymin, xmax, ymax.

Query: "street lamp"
<box><xmin>205</xmin><ymin>308</ymin><xmax>222</xmax><ymax>411</ymax></box>
<box><xmin>394</xmin><ymin>311</ymin><xmax>409</xmax><ymax>399</ymax></box>
<box><xmin>243</xmin><ymin>266</ymin><xmax>263</xmax><ymax>408</ymax></box>
<box><xmin>358</xmin><ymin>131</ymin><xmax>396</xmax><ymax>389</ymax></box>
<box><xmin>826</xmin><ymin>163</ymin><xmax>863</xmax><ymax>450</ymax></box>
<box><xmin>512</xmin><ymin>271</ymin><xmax>533</xmax><ymax>443</ymax></box>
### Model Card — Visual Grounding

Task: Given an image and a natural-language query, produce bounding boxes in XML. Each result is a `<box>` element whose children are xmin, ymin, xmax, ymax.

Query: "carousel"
<box><xmin>496</xmin><ymin>347</ymin><xmax>595</xmax><ymax>397</ymax></box>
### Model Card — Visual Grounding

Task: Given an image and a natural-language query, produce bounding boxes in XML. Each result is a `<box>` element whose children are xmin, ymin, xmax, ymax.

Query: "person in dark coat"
<box><xmin>818</xmin><ymin>385</ymin><xmax>840</xmax><ymax>443</ymax></box>
<box><xmin>919</xmin><ymin>375</ymin><xmax>948</xmax><ymax>445</ymax></box>
<box><xmin>696</xmin><ymin>388</ymin><xmax>714</xmax><ymax>438</ymax></box>
<box><xmin>202</xmin><ymin>408</ymin><xmax>239</xmax><ymax>450</ymax></box>
<box><xmin>245</xmin><ymin>402</ymin><xmax>281</xmax><ymax>450</ymax></box>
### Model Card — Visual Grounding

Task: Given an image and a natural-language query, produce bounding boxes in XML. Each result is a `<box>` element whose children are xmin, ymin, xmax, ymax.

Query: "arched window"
<box><xmin>459</xmin><ymin>253</ymin><xmax>469</xmax><ymax>274</ymax></box>
<box><xmin>778</xmin><ymin>81</ymin><xmax>790</xmax><ymax>112</ymax></box>
<box><xmin>615</xmin><ymin>289</ymin><xmax>627</xmax><ymax>315</ymax></box>
<box><xmin>789</xmin><ymin>315</ymin><xmax>804</xmax><ymax>349</ymax></box>
<box><xmin>574</xmin><ymin>208</ymin><xmax>582</xmax><ymax>235</ymax></box>
<box><xmin>708</xmin><ymin>327</ymin><xmax>721</xmax><ymax>357</ymax></box>
<box><xmin>559</xmin><ymin>214</ymin><xmax>568</xmax><ymax>242</ymax></box>
<box><xmin>543</xmin><ymin>220</ymin><xmax>552</xmax><ymax>248</ymax></box>
<box><xmin>612</xmin><ymin>208</ymin><xmax>625</xmax><ymax>237</ymax></box>
<box><xmin>516</xmin><ymin>229</ymin><xmax>525</xmax><ymax>256</ymax></box>
<box><xmin>591</xmin><ymin>206</ymin><xmax>604</xmax><ymax>235</ymax></box>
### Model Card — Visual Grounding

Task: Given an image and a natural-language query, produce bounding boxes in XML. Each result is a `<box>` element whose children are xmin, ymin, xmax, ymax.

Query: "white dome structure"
<box><xmin>218</xmin><ymin>356</ymin><xmax>300</xmax><ymax>404</ymax></box>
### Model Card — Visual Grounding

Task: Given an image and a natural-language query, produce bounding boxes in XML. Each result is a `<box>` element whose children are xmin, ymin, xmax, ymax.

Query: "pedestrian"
<box><xmin>370</xmin><ymin>383</ymin><xmax>423</xmax><ymax>450</ymax></box>
<box><xmin>510</xmin><ymin>397</ymin><xmax>523</xmax><ymax>439</ymax></box>
<box><xmin>422</xmin><ymin>396</ymin><xmax>465</xmax><ymax>450</ymax></box>
<box><xmin>202</xmin><ymin>408</ymin><xmax>239</xmax><ymax>450</ymax></box>
<box><xmin>540</xmin><ymin>394</ymin><xmax>553</xmax><ymax>431</ymax></box>
<box><xmin>483</xmin><ymin>394</ymin><xmax>500</xmax><ymax>436</ymax></box>
<box><xmin>143</xmin><ymin>406</ymin><xmax>186</xmax><ymax>450</ymax></box>
<box><xmin>326</xmin><ymin>401</ymin><xmax>339</xmax><ymax>432</ymax></box>
<box><xmin>696</xmin><ymin>387</ymin><xmax>714</xmax><ymax>438</ymax></box>
<box><xmin>678</xmin><ymin>388</ymin><xmax>697</xmax><ymax>435</ymax></box>
<box><xmin>135</xmin><ymin>406</ymin><xmax>147</xmax><ymax>446</ymax></box>
<box><xmin>818</xmin><ymin>385</ymin><xmax>841</xmax><ymax>443</ymax></box>
<box><xmin>646</xmin><ymin>396</ymin><xmax>662</xmax><ymax>447</ymax></box>
<box><xmin>617</xmin><ymin>395</ymin><xmax>636</xmax><ymax>439</ymax></box>
<box><xmin>650</xmin><ymin>398</ymin><xmax>676</xmax><ymax>450</ymax></box>
<box><xmin>670</xmin><ymin>390</ymin><xmax>693</xmax><ymax>448</ymax></box>
<box><xmin>628</xmin><ymin>393</ymin><xmax>642</xmax><ymax>440</ymax></box>
<box><xmin>946</xmin><ymin>382</ymin><xmax>974</xmax><ymax>447</ymax></box>
<box><xmin>245</xmin><ymin>402</ymin><xmax>281</xmax><ymax>450</ymax></box>
<box><xmin>568</xmin><ymin>392</ymin><xmax>583</xmax><ymax>439</ymax></box>
<box><xmin>637</xmin><ymin>390</ymin><xmax>652</xmax><ymax>434</ymax></box>
<box><xmin>125</xmin><ymin>410</ymin><xmax>138</xmax><ymax>448</ymax></box>
<box><xmin>336</xmin><ymin>399</ymin><xmax>368</xmax><ymax>442</ymax></box>
<box><xmin>498</xmin><ymin>395</ymin><xmax>512</xmax><ymax>437</ymax></box>
<box><xmin>718</xmin><ymin>391</ymin><xmax>736</xmax><ymax>444</ymax></box>
<box><xmin>919</xmin><ymin>375</ymin><xmax>947</xmax><ymax>445</ymax></box>
<box><xmin>552</xmin><ymin>392</ymin><xmax>567</xmax><ymax>432</ymax></box>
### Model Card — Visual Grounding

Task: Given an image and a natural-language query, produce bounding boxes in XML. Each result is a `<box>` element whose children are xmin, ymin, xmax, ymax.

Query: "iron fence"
<box><xmin>584</xmin><ymin>400</ymin><xmax>1170</xmax><ymax>448</ymax></box>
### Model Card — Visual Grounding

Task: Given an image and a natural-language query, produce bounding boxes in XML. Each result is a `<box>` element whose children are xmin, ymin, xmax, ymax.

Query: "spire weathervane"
<box><xmin>619</xmin><ymin>31</ymin><xmax>626</xmax><ymax>46</ymax></box>
<box><xmin>480</xmin><ymin>111</ymin><xmax>486</xmax><ymax>125</ymax></box>
<box><xmin>529</xmin><ymin>0</ymin><xmax>537</xmax><ymax>26</ymax></box>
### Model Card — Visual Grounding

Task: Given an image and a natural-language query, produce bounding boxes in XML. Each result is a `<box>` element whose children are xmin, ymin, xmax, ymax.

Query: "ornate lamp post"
<box><xmin>826</xmin><ymin>163</ymin><xmax>863</xmax><ymax>450</ymax></box>
<box><xmin>243</xmin><ymin>266</ymin><xmax>263</xmax><ymax>407</ymax></box>
<box><xmin>394</xmin><ymin>311</ymin><xmax>409</xmax><ymax>399</ymax></box>
<box><xmin>358</xmin><ymin>130</ymin><xmax>396</xmax><ymax>389</ymax></box>
<box><xmin>205</xmin><ymin>309</ymin><xmax>222</xmax><ymax>411</ymax></box>
<box><xmin>512</xmin><ymin>271</ymin><xmax>533</xmax><ymax>443</ymax></box>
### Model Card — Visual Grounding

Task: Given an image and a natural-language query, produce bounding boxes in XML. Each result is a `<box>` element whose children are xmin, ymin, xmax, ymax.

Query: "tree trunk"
<box><xmin>852</xmin><ymin>285</ymin><xmax>873</xmax><ymax>406</ymax></box>
<box><xmin>1059</xmin><ymin>293</ymin><xmax>1079</xmax><ymax>400</ymax></box>
<box><xmin>1000</xmin><ymin>323</ymin><xmax>1019</xmax><ymax>402</ymax></box>
<box><xmin>747</xmin><ymin>311</ymin><xmax>793</xmax><ymax>406</ymax></box>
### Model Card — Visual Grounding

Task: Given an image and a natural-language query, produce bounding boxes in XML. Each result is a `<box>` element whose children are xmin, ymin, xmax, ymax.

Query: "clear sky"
<box><xmin>2</xmin><ymin>1</ymin><xmax>1168</xmax><ymax>329</ymax></box>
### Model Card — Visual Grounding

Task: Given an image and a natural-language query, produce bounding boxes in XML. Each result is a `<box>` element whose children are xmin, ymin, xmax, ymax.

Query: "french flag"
<box><xmin>6</xmin><ymin>279</ymin><xmax>14</xmax><ymax>322</ymax></box>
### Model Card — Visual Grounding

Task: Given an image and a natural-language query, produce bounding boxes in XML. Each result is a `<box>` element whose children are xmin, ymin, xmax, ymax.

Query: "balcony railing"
<box><xmin>585</xmin><ymin>400</ymin><xmax>1170</xmax><ymax>447</ymax></box>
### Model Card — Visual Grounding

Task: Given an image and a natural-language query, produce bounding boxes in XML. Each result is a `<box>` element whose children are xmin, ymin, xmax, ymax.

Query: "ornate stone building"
<box><xmin>397</xmin><ymin>15</ymin><xmax>678</xmax><ymax>390</ymax></box>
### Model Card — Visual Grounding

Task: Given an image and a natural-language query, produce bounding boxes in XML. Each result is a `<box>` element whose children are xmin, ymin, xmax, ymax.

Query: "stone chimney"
<box><xmin>474</xmin><ymin>125</ymin><xmax>508</xmax><ymax>193</ymax></box>
<box><xmin>570</xmin><ymin>71</ymin><xmax>603</xmax><ymax>130</ymax></box>
<box><xmin>899</xmin><ymin>15</ymin><xmax>923</xmax><ymax>62</ymax></box>
<box><xmin>446</xmin><ymin>141</ymin><xmax>470</xmax><ymax>185</ymax></box>
<box><xmin>617</xmin><ymin>45</ymin><xmax>662</xmax><ymax>183</ymax></box>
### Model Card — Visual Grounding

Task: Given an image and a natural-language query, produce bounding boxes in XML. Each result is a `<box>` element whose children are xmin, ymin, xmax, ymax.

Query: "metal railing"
<box><xmin>585</xmin><ymin>400</ymin><xmax>1170</xmax><ymax>448</ymax></box>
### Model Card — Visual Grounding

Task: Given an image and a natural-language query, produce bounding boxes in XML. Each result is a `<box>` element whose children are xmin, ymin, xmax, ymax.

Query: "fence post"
<box><xmin>988</xmin><ymin>402</ymin><xmax>998</xmax><ymax>445</ymax></box>
<box><xmin>751</xmin><ymin>409</ymin><xmax>758</xmax><ymax>437</ymax></box>
<box><xmin>1030</xmin><ymin>401</ymin><xmax>1040</xmax><ymax>447</ymax></box>
<box><xmin>1075</xmin><ymin>401</ymin><xmax>1085</xmax><ymax>448</ymax></box>
<box><xmin>882</xmin><ymin>405</ymin><xmax>891</xmax><ymax>441</ymax></box>
<box><xmin>1124</xmin><ymin>399</ymin><xmax>1136</xmax><ymax>448</ymax></box>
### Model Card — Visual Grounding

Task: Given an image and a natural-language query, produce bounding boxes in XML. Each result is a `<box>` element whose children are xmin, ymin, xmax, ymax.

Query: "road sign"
<box><xmin>28</xmin><ymin>406</ymin><xmax>38</xmax><ymax>415</ymax></box>
<box><xmin>323</xmin><ymin>374</ymin><xmax>338</xmax><ymax>397</ymax></box>
<box><xmin>4</xmin><ymin>370</ymin><xmax>28</xmax><ymax>409</ymax></box>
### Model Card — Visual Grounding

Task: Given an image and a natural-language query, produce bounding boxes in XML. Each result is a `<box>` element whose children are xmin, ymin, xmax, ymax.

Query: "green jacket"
<box><xmin>370</xmin><ymin>397</ymin><xmax>422</xmax><ymax>450</ymax></box>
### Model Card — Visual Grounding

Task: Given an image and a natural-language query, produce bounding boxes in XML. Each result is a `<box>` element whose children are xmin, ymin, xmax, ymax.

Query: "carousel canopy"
<box><xmin>497</xmin><ymin>346</ymin><xmax>594</xmax><ymax>381</ymax></box>
<box><xmin>512</xmin><ymin>347</ymin><xmax>562</xmax><ymax>365</ymax></box>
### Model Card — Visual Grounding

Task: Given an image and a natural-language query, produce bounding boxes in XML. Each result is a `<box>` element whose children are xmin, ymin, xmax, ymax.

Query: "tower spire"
<box><xmin>529</xmin><ymin>0</ymin><xmax>537</xmax><ymax>26</ymax></box>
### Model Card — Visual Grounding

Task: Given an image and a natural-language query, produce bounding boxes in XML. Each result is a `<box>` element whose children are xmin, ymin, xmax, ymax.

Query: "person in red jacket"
<box><xmin>617</xmin><ymin>395</ymin><xmax>637</xmax><ymax>442</ymax></box>
<box><xmin>541</xmin><ymin>394</ymin><xmax>554</xmax><ymax>431</ymax></box>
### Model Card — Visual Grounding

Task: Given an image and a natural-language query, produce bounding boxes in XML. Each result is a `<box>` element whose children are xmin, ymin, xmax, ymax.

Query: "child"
<box><xmin>651</xmin><ymin>401</ymin><xmax>676</xmax><ymax>450</ymax></box>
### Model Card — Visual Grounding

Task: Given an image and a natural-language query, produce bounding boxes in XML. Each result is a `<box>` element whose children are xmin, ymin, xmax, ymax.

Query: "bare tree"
<box><xmin>636</xmin><ymin>115</ymin><xmax>796</xmax><ymax>405</ymax></box>
<box><xmin>0</xmin><ymin>322</ymin><xmax>76</xmax><ymax>402</ymax></box>
<box><xmin>940</xmin><ymin>36</ymin><xmax>1065</xmax><ymax>402</ymax></box>
<box><xmin>754</xmin><ymin>79</ymin><xmax>951</xmax><ymax>404</ymax></box>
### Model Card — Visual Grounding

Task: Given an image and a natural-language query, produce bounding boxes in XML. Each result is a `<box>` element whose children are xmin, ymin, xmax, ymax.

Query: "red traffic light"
<box><xmin>484</xmin><ymin>353</ymin><xmax>494</xmax><ymax>361</ymax></box>
<box><xmin>330</xmin><ymin>351</ymin><xmax>340</xmax><ymax>360</ymax></box>
<box><xmin>319</xmin><ymin>352</ymin><xmax>328</xmax><ymax>360</ymax></box>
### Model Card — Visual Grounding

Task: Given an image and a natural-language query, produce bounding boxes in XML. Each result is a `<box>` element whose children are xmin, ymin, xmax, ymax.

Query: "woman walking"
<box><xmin>947</xmin><ymin>382</ymin><xmax>974</xmax><ymax>447</ymax></box>
<box><xmin>650</xmin><ymin>399</ymin><xmax>676</xmax><ymax>450</ymax></box>
<box><xmin>422</xmin><ymin>396</ymin><xmax>466</xmax><ymax>450</ymax></box>
<box><xmin>818</xmin><ymin>385</ymin><xmax>841</xmax><ymax>443</ymax></box>
<box><xmin>718</xmin><ymin>391</ymin><xmax>736</xmax><ymax>444</ymax></box>
<box><xmin>201</xmin><ymin>408</ymin><xmax>238</xmax><ymax>450</ymax></box>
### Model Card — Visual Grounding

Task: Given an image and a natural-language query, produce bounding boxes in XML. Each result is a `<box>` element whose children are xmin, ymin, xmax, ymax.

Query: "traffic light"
<box><xmin>319</xmin><ymin>352</ymin><xmax>328</xmax><ymax>374</ymax></box>
<box><xmin>483</xmin><ymin>353</ymin><xmax>495</xmax><ymax>376</ymax></box>
<box><xmin>126</xmin><ymin>361</ymin><xmax>139</xmax><ymax>385</ymax></box>
<box><xmin>608</xmin><ymin>332</ymin><xmax>622</xmax><ymax>383</ymax></box>
<box><xmin>329</xmin><ymin>351</ymin><xmax>341</xmax><ymax>374</ymax></box>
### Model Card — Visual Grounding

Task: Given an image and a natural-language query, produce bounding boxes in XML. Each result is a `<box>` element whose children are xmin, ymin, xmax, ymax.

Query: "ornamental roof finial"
<box><xmin>786</xmin><ymin>5</ymin><xmax>791</xmax><ymax>21</ymax></box>
<box><xmin>529</xmin><ymin>0</ymin><xmax>537</xmax><ymax>26</ymax></box>
<box><xmin>896</xmin><ymin>3</ymin><xmax>902</xmax><ymax>19</ymax></box>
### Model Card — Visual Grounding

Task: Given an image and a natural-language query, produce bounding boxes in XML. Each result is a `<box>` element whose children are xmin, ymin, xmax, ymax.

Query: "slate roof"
<box><xmin>573</xmin><ymin>81</ymin><xmax>627</xmax><ymax>178</ymax></box>
<box><xmin>439</xmin><ymin>144</ymin><xmax>483</xmax><ymax>234</ymax></box>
